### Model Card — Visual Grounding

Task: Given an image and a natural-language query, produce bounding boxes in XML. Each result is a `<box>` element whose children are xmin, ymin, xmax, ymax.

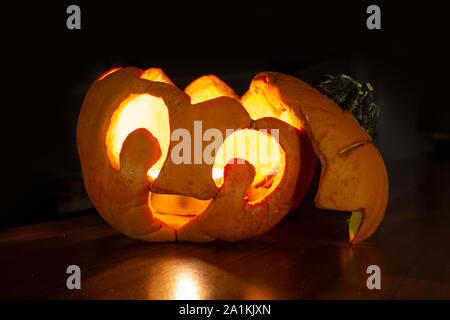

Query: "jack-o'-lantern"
<box><xmin>76</xmin><ymin>67</ymin><xmax>388</xmax><ymax>243</ymax></box>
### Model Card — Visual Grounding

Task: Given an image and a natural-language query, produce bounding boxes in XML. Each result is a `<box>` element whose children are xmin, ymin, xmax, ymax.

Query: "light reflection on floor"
<box><xmin>143</xmin><ymin>256</ymin><xmax>275</xmax><ymax>300</ymax></box>
<box><xmin>173</xmin><ymin>271</ymin><xmax>200</xmax><ymax>300</ymax></box>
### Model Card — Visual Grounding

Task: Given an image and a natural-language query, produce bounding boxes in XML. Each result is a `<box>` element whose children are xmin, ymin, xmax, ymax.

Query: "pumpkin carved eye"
<box><xmin>212</xmin><ymin>129</ymin><xmax>285</xmax><ymax>202</ymax></box>
<box><xmin>106</xmin><ymin>93</ymin><xmax>170</xmax><ymax>176</ymax></box>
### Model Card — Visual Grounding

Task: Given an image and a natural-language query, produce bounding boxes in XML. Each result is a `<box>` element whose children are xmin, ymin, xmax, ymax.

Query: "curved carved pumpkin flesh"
<box><xmin>77</xmin><ymin>67</ymin><xmax>387</xmax><ymax>243</ymax></box>
<box><xmin>243</xmin><ymin>72</ymin><xmax>389</xmax><ymax>243</ymax></box>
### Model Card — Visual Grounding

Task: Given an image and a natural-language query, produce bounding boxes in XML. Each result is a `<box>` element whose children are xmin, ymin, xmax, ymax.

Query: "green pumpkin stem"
<box><xmin>314</xmin><ymin>74</ymin><xmax>380</xmax><ymax>140</ymax></box>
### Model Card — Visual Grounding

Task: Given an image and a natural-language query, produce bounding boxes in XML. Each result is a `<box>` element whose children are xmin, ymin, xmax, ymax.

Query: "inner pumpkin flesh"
<box><xmin>105</xmin><ymin>91</ymin><xmax>286</xmax><ymax>230</ymax></box>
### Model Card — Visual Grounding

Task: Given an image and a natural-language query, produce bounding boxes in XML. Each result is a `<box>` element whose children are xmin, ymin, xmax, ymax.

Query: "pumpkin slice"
<box><xmin>243</xmin><ymin>72</ymin><xmax>388</xmax><ymax>243</ymax></box>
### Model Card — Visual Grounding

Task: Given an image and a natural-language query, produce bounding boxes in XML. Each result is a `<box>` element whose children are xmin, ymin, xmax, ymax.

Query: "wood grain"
<box><xmin>0</xmin><ymin>157</ymin><xmax>449</xmax><ymax>299</ymax></box>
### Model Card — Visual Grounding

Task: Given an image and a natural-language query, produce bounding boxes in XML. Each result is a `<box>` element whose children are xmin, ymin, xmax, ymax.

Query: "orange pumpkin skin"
<box><xmin>246</xmin><ymin>72</ymin><xmax>389</xmax><ymax>243</ymax></box>
<box><xmin>76</xmin><ymin>67</ymin><xmax>316</xmax><ymax>242</ymax></box>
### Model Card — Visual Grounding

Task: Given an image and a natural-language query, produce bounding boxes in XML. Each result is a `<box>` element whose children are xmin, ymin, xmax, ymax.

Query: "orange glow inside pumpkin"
<box><xmin>241</xmin><ymin>90</ymin><xmax>295</xmax><ymax>125</ymax></box>
<box><xmin>185</xmin><ymin>75</ymin><xmax>239</xmax><ymax>104</ymax></box>
<box><xmin>212</xmin><ymin>129</ymin><xmax>284</xmax><ymax>189</ymax></box>
<box><xmin>104</xmin><ymin>70</ymin><xmax>286</xmax><ymax>229</ymax></box>
<box><xmin>105</xmin><ymin>93</ymin><xmax>171</xmax><ymax>178</ymax></box>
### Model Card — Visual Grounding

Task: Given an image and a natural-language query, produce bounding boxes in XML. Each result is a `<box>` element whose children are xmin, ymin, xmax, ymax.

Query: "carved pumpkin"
<box><xmin>76</xmin><ymin>67</ymin><xmax>388</xmax><ymax>243</ymax></box>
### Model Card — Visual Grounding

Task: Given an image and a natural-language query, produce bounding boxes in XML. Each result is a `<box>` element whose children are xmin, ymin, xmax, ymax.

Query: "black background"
<box><xmin>1</xmin><ymin>1</ymin><xmax>448</xmax><ymax>228</ymax></box>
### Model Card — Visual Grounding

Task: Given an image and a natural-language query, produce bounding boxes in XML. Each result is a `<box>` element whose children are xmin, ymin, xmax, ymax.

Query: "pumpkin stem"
<box><xmin>314</xmin><ymin>74</ymin><xmax>380</xmax><ymax>140</ymax></box>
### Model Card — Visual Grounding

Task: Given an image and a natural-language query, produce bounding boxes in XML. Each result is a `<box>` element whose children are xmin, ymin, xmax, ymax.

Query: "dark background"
<box><xmin>1</xmin><ymin>1</ymin><xmax>448</xmax><ymax>228</ymax></box>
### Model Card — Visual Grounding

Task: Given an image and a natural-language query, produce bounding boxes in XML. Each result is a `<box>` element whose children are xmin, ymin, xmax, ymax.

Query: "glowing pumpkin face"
<box><xmin>77</xmin><ymin>67</ymin><xmax>388</xmax><ymax>243</ymax></box>
<box><xmin>76</xmin><ymin>67</ymin><xmax>315</xmax><ymax>242</ymax></box>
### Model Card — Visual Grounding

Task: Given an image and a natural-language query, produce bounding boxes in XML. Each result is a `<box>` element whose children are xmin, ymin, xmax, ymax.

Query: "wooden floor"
<box><xmin>1</xmin><ymin>156</ymin><xmax>449</xmax><ymax>299</ymax></box>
